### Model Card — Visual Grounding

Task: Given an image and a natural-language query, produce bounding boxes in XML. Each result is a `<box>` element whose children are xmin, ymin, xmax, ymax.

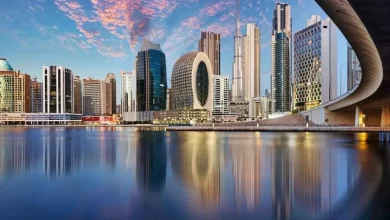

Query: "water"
<box><xmin>0</xmin><ymin>127</ymin><xmax>384</xmax><ymax>220</ymax></box>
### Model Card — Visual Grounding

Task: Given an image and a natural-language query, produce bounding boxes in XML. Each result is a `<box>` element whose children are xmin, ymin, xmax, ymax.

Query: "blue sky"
<box><xmin>0</xmin><ymin>0</ymin><xmax>348</xmax><ymax>98</ymax></box>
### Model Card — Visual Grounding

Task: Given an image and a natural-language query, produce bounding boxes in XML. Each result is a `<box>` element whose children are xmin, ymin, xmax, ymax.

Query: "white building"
<box><xmin>242</xmin><ymin>23</ymin><xmax>260</xmax><ymax>101</ymax></box>
<box><xmin>213</xmin><ymin>75</ymin><xmax>230</xmax><ymax>114</ymax></box>
<box><xmin>42</xmin><ymin>66</ymin><xmax>74</xmax><ymax>113</ymax></box>
<box><xmin>121</xmin><ymin>70</ymin><xmax>137</xmax><ymax>113</ymax></box>
<box><xmin>294</xmin><ymin>16</ymin><xmax>337</xmax><ymax>111</ymax></box>
<box><xmin>171</xmin><ymin>51</ymin><xmax>213</xmax><ymax>113</ymax></box>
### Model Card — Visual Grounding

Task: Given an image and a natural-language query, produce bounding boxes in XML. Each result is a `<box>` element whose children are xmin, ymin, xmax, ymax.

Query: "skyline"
<box><xmin>1</xmin><ymin>0</ymin><xmax>348</xmax><ymax>96</ymax></box>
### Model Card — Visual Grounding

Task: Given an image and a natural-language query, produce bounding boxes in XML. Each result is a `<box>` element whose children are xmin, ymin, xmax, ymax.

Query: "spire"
<box><xmin>236</xmin><ymin>0</ymin><xmax>240</xmax><ymax>36</ymax></box>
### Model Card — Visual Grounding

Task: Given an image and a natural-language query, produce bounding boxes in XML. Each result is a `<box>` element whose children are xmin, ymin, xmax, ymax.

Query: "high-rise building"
<box><xmin>0</xmin><ymin>59</ymin><xmax>31</xmax><ymax>113</ymax></box>
<box><xmin>294</xmin><ymin>17</ymin><xmax>338</xmax><ymax>111</ymax></box>
<box><xmin>213</xmin><ymin>75</ymin><xmax>230</xmax><ymax>114</ymax></box>
<box><xmin>242</xmin><ymin>23</ymin><xmax>260</xmax><ymax>101</ymax></box>
<box><xmin>271</xmin><ymin>3</ymin><xmax>292</xmax><ymax>113</ymax></box>
<box><xmin>136</xmin><ymin>39</ymin><xmax>167</xmax><ymax>111</ymax></box>
<box><xmin>171</xmin><ymin>52</ymin><xmax>213</xmax><ymax>113</ymax></box>
<box><xmin>82</xmin><ymin>78</ymin><xmax>111</xmax><ymax>116</ymax></box>
<box><xmin>42</xmin><ymin>66</ymin><xmax>73</xmax><ymax>113</ymax></box>
<box><xmin>121</xmin><ymin>71</ymin><xmax>137</xmax><ymax>113</ymax></box>
<box><xmin>347</xmin><ymin>43</ymin><xmax>361</xmax><ymax>91</ymax></box>
<box><xmin>73</xmin><ymin>76</ymin><xmax>82</xmax><ymax>114</ymax></box>
<box><xmin>105</xmin><ymin>73</ymin><xmax>116</xmax><ymax>114</ymax></box>
<box><xmin>231</xmin><ymin>0</ymin><xmax>244</xmax><ymax>102</ymax></box>
<box><xmin>198</xmin><ymin>31</ymin><xmax>221</xmax><ymax>76</ymax></box>
<box><xmin>31</xmin><ymin>77</ymin><xmax>42</xmax><ymax>113</ymax></box>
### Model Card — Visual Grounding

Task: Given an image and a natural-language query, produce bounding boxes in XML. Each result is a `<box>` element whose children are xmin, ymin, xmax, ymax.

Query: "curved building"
<box><xmin>171</xmin><ymin>52</ymin><xmax>213</xmax><ymax>113</ymax></box>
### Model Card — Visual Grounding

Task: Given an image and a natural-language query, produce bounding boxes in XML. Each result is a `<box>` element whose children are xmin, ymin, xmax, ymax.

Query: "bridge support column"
<box><xmin>355</xmin><ymin>106</ymin><xmax>364</xmax><ymax>127</ymax></box>
<box><xmin>381</xmin><ymin>104</ymin><xmax>390</xmax><ymax>127</ymax></box>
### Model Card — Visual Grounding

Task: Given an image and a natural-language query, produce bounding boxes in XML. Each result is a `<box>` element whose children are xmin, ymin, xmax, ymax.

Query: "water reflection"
<box><xmin>137</xmin><ymin>132</ymin><xmax>167</xmax><ymax>192</ymax></box>
<box><xmin>170</xmin><ymin>132</ymin><xmax>221</xmax><ymax>207</ymax></box>
<box><xmin>0</xmin><ymin>128</ymin><xmax>382</xmax><ymax>219</ymax></box>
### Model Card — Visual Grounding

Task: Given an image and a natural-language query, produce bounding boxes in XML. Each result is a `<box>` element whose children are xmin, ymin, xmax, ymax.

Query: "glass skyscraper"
<box><xmin>271</xmin><ymin>3</ymin><xmax>292</xmax><ymax>113</ymax></box>
<box><xmin>136</xmin><ymin>39</ymin><xmax>167</xmax><ymax>111</ymax></box>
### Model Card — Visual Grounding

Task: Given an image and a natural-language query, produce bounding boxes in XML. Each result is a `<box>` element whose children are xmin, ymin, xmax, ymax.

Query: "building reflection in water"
<box><xmin>229</xmin><ymin>133</ymin><xmax>261</xmax><ymax>211</ymax></box>
<box><xmin>42</xmin><ymin>129</ymin><xmax>81</xmax><ymax>178</ymax></box>
<box><xmin>136</xmin><ymin>132</ymin><xmax>167</xmax><ymax>192</ymax></box>
<box><xmin>271</xmin><ymin>133</ymin><xmax>362</xmax><ymax>220</ymax></box>
<box><xmin>0</xmin><ymin>134</ymin><xmax>32</xmax><ymax>179</ymax></box>
<box><xmin>170</xmin><ymin>132</ymin><xmax>221</xmax><ymax>207</ymax></box>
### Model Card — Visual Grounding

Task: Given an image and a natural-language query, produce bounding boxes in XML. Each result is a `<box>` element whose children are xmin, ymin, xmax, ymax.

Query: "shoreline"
<box><xmin>2</xmin><ymin>124</ymin><xmax>390</xmax><ymax>132</ymax></box>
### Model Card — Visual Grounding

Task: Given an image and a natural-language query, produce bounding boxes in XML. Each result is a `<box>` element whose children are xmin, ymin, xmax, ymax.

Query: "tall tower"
<box><xmin>231</xmin><ymin>0</ymin><xmax>243</xmax><ymax>102</ymax></box>
<box><xmin>271</xmin><ymin>3</ymin><xmax>292</xmax><ymax>113</ymax></box>
<box><xmin>199</xmin><ymin>32</ymin><xmax>221</xmax><ymax>76</ymax></box>
<box><xmin>136</xmin><ymin>39</ymin><xmax>167</xmax><ymax>111</ymax></box>
<box><xmin>242</xmin><ymin>23</ymin><xmax>261</xmax><ymax>101</ymax></box>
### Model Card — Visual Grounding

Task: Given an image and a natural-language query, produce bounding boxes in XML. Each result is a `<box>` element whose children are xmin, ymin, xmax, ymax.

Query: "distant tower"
<box><xmin>231</xmin><ymin>0</ymin><xmax>243</xmax><ymax>102</ymax></box>
<box><xmin>198</xmin><ymin>32</ymin><xmax>221</xmax><ymax>76</ymax></box>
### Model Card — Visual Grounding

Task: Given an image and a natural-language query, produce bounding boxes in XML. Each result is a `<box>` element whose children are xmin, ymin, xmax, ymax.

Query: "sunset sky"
<box><xmin>0</xmin><ymin>0</ymin><xmax>348</xmax><ymax>97</ymax></box>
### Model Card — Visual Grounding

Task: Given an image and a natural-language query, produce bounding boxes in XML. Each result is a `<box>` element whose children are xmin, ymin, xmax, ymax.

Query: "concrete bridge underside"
<box><xmin>303</xmin><ymin>0</ymin><xmax>390</xmax><ymax>127</ymax></box>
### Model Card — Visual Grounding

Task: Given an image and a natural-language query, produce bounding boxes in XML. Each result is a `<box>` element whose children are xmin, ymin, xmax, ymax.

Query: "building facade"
<box><xmin>213</xmin><ymin>75</ymin><xmax>230</xmax><ymax>114</ymax></box>
<box><xmin>31</xmin><ymin>78</ymin><xmax>42</xmax><ymax>113</ymax></box>
<box><xmin>121</xmin><ymin>71</ymin><xmax>137</xmax><ymax>113</ymax></box>
<box><xmin>347</xmin><ymin>43</ymin><xmax>361</xmax><ymax>91</ymax></box>
<box><xmin>42</xmin><ymin>66</ymin><xmax>73</xmax><ymax>113</ymax></box>
<box><xmin>294</xmin><ymin>17</ymin><xmax>338</xmax><ymax>111</ymax></box>
<box><xmin>198</xmin><ymin>31</ymin><xmax>221</xmax><ymax>76</ymax></box>
<box><xmin>171</xmin><ymin>51</ymin><xmax>213</xmax><ymax>113</ymax></box>
<box><xmin>271</xmin><ymin>3</ymin><xmax>292</xmax><ymax>113</ymax></box>
<box><xmin>73</xmin><ymin>76</ymin><xmax>82</xmax><ymax>114</ymax></box>
<box><xmin>136</xmin><ymin>39</ymin><xmax>167</xmax><ymax>111</ymax></box>
<box><xmin>0</xmin><ymin>58</ymin><xmax>31</xmax><ymax>113</ymax></box>
<box><xmin>105</xmin><ymin>73</ymin><xmax>116</xmax><ymax>114</ymax></box>
<box><xmin>82</xmin><ymin>78</ymin><xmax>111</xmax><ymax>116</ymax></box>
<box><xmin>242</xmin><ymin>23</ymin><xmax>261</xmax><ymax>101</ymax></box>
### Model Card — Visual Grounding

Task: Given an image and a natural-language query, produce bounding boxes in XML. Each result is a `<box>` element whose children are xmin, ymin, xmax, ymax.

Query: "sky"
<box><xmin>0</xmin><ymin>0</ymin><xmax>349</xmax><ymax>99</ymax></box>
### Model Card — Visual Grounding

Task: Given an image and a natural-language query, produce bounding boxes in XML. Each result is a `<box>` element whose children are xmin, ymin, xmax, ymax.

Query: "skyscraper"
<box><xmin>0</xmin><ymin>58</ymin><xmax>31</xmax><ymax>113</ymax></box>
<box><xmin>73</xmin><ymin>76</ymin><xmax>82</xmax><ymax>114</ymax></box>
<box><xmin>271</xmin><ymin>3</ymin><xmax>292</xmax><ymax>113</ymax></box>
<box><xmin>42</xmin><ymin>66</ymin><xmax>73</xmax><ymax>113</ymax></box>
<box><xmin>347</xmin><ymin>44</ymin><xmax>361</xmax><ymax>91</ymax></box>
<box><xmin>82</xmin><ymin>78</ymin><xmax>111</xmax><ymax>115</ymax></box>
<box><xmin>231</xmin><ymin>0</ymin><xmax>243</xmax><ymax>102</ymax></box>
<box><xmin>198</xmin><ymin>31</ymin><xmax>221</xmax><ymax>76</ymax></box>
<box><xmin>136</xmin><ymin>39</ymin><xmax>167</xmax><ymax>111</ymax></box>
<box><xmin>213</xmin><ymin>75</ymin><xmax>230</xmax><ymax>114</ymax></box>
<box><xmin>105</xmin><ymin>73</ymin><xmax>116</xmax><ymax>114</ymax></box>
<box><xmin>242</xmin><ymin>23</ymin><xmax>260</xmax><ymax>101</ymax></box>
<box><xmin>121</xmin><ymin>70</ymin><xmax>137</xmax><ymax>113</ymax></box>
<box><xmin>31</xmin><ymin>77</ymin><xmax>42</xmax><ymax>113</ymax></box>
<box><xmin>294</xmin><ymin>16</ymin><xmax>337</xmax><ymax>111</ymax></box>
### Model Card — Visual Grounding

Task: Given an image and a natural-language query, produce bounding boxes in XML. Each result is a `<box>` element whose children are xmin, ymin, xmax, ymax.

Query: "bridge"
<box><xmin>301</xmin><ymin>0</ymin><xmax>390</xmax><ymax>127</ymax></box>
